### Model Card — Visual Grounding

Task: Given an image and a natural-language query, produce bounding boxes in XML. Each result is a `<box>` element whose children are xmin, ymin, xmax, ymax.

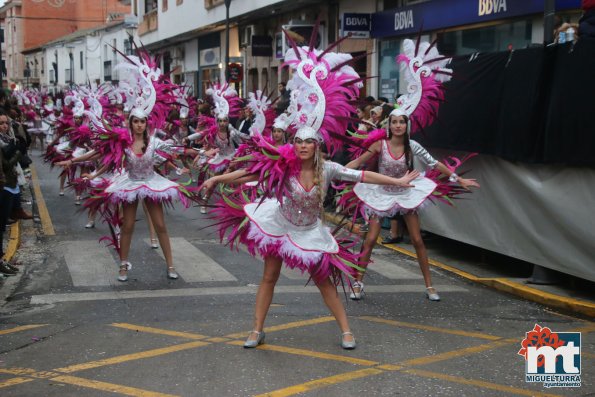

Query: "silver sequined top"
<box><xmin>125</xmin><ymin>137</ymin><xmax>173</xmax><ymax>181</ymax></box>
<box><xmin>378</xmin><ymin>139</ymin><xmax>438</xmax><ymax>193</ymax></box>
<box><xmin>279</xmin><ymin>161</ymin><xmax>362</xmax><ymax>227</ymax></box>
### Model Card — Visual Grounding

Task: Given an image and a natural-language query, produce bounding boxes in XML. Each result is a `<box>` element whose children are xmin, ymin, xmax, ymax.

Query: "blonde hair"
<box><xmin>313</xmin><ymin>147</ymin><xmax>326</xmax><ymax>221</ymax></box>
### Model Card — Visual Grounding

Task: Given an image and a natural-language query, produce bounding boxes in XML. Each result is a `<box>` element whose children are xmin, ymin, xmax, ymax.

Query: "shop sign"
<box><xmin>252</xmin><ymin>35</ymin><xmax>273</xmax><ymax>57</ymax></box>
<box><xmin>371</xmin><ymin>0</ymin><xmax>581</xmax><ymax>38</ymax></box>
<box><xmin>341</xmin><ymin>13</ymin><xmax>371</xmax><ymax>38</ymax></box>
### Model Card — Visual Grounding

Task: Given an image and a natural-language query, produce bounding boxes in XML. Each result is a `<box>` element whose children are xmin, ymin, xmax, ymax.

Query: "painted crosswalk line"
<box><xmin>63</xmin><ymin>240</ymin><xmax>116</xmax><ymax>287</ymax></box>
<box><xmin>149</xmin><ymin>237</ymin><xmax>237</xmax><ymax>282</ymax></box>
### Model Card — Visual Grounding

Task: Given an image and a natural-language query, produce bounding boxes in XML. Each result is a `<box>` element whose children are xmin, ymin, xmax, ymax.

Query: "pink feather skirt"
<box><xmin>239</xmin><ymin>199</ymin><xmax>362</xmax><ymax>283</ymax></box>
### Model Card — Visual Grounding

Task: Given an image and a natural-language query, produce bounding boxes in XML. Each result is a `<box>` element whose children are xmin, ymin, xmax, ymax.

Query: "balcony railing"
<box><xmin>138</xmin><ymin>9</ymin><xmax>158</xmax><ymax>36</ymax></box>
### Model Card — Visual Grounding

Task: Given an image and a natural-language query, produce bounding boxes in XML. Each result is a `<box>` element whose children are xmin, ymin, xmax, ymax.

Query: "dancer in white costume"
<box><xmin>203</xmin><ymin>33</ymin><xmax>422</xmax><ymax>349</ymax></box>
<box><xmin>345</xmin><ymin>39</ymin><xmax>480</xmax><ymax>301</ymax></box>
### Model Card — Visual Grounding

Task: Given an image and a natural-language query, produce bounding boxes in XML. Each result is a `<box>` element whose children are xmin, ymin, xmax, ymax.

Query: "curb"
<box><xmin>324</xmin><ymin>212</ymin><xmax>595</xmax><ymax>318</ymax></box>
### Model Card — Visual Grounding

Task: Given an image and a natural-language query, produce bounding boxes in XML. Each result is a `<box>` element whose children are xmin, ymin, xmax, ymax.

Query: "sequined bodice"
<box><xmin>214</xmin><ymin>134</ymin><xmax>235</xmax><ymax>157</ymax></box>
<box><xmin>125</xmin><ymin>138</ymin><xmax>159</xmax><ymax>180</ymax></box>
<box><xmin>278</xmin><ymin>162</ymin><xmax>362</xmax><ymax>227</ymax></box>
<box><xmin>379</xmin><ymin>140</ymin><xmax>408</xmax><ymax>193</ymax></box>
<box><xmin>279</xmin><ymin>178</ymin><xmax>321</xmax><ymax>227</ymax></box>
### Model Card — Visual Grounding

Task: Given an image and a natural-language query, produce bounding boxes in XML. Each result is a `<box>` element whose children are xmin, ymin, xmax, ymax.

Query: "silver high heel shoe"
<box><xmin>167</xmin><ymin>267</ymin><xmax>179</xmax><ymax>279</ymax></box>
<box><xmin>118</xmin><ymin>261</ymin><xmax>131</xmax><ymax>282</ymax></box>
<box><xmin>341</xmin><ymin>331</ymin><xmax>356</xmax><ymax>350</ymax></box>
<box><xmin>150</xmin><ymin>238</ymin><xmax>159</xmax><ymax>249</ymax></box>
<box><xmin>349</xmin><ymin>281</ymin><xmax>364</xmax><ymax>300</ymax></box>
<box><xmin>243</xmin><ymin>331</ymin><xmax>265</xmax><ymax>348</ymax></box>
<box><xmin>425</xmin><ymin>287</ymin><xmax>441</xmax><ymax>301</ymax></box>
<box><xmin>85</xmin><ymin>221</ymin><xmax>95</xmax><ymax>229</ymax></box>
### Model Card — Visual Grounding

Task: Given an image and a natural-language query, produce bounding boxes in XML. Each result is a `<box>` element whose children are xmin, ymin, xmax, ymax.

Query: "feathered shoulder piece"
<box><xmin>92</xmin><ymin>121</ymin><xmax>133</xmax><ymax>172</ymax></box>
<box><xmin>347</xmin><ymin>128</ymin><xmax>387</xmax><ymax>160</ymax></box>
<box><xmin>393</xmin><ymin>38</ymin><xmax>453</xmax><ymax>134</ymax></box>
<box><xmin>233</xmin><ymin>134</ymin><xmax>300</xmax><ymax>203</ymax></box>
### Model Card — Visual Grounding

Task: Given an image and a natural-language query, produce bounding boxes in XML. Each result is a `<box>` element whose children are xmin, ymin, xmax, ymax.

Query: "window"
<box><xmin>176</xmin><ymin>0</ymin><xmax>183</xmax><ymax>5</ymax></box>
<box><xmin>145</xmin><ymin>0</ymin><xmax>158</xmax><ymax>13</ymax></box>
<box><xmin>104</xmin><ymin>60</ymin><xmax>112</xmax><ymax>81</ymax></box>
<box><xmin>80</xmin><ymin>51</ymin><xmax>83</xmax><ymax>69</ymax></box>
<box><xmin>162</xmin><ymin>0</ymin><xmax>168</xmax><ymax>12</ymax></box>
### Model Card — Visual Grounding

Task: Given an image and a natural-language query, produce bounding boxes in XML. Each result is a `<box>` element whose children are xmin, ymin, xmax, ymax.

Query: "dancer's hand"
<box><xmin>201</xmin><ymin>177</ymin><xmax>218</xmax><ymax>198</ymax></box>
<box><xmin>459</xmin><ymin>177</ymin><xmax>480</xmax><ymax>190</ymax></box>
<box><xmin>80</xmin><ymin>172</ymin><xmax>94</xmax><ymax>180</ymax></box>
<box><xmin>395</xmin><ymin>170</ymin><xmax>419</xmax><ymax>187</ymax></box>
<box><xmin>56</xmin><ymin>160</ymin><xmax>71</xmax><ymax>168</ymax></box>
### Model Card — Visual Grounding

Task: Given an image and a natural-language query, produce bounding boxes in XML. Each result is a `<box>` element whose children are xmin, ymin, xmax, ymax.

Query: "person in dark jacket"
<box><xmin>0</xmin><ymin>112</ymin><xmax>24</xmax><ymax>276</ymax></box>
<box><xmin>579</xmin><ymin>0</ymin><xmax>595</xmax><ymax>39</ymax></box>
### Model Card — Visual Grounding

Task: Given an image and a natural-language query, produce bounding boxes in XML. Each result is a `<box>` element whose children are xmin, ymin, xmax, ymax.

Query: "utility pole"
<box><xmin>224</xmin><ymin>0</ymin><xmax>231</xmax><ymax>82</ymax></box>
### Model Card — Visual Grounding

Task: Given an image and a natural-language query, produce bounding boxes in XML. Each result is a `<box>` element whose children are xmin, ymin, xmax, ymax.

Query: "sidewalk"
<box><xmin>325</xmin><ymin>213</ymin><xmax>595</xmax><ymax>318</ymax></box>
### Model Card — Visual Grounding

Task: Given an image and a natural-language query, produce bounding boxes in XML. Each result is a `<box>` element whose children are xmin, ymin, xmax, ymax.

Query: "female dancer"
<box><xmin>347</xmin><ymin>112</ymin><xmax>479</xmax><ymax>301</ymax></box>
<box><xmin>204</xmin><ymin>126</ymin><xmax>419</xmax><ymax>349</ymax></box>
<box><xmin>346</xmin><ymin>38</ymin><xmax>480</xmax><ymax>301</ymax></box>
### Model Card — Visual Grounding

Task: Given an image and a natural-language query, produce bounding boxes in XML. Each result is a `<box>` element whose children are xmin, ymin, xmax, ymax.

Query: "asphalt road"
<box><xmin>0</xmin><ymin>155</ymin><xmax>592</xmax><ymax>397</ymax></box>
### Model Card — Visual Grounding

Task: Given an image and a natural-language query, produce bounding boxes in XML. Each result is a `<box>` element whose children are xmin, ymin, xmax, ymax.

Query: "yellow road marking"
<box><xmin>0</xmin><ymin>324</ymin><xmax>48</xmax><ymax>336</ymax></box>
<box><xmin>0</xmin><ymin>377</ymin><xmax>35</xmax><ymax>388</ymax></box>
<box><xmin>30</xmin><ymin>165</ymin><xmax>55</xmax><ymax>236</ymax></box>
<box><xmin>571</xmin><ymin>323</ymin><xmax>595</xmax><ymax>333</ymax></box>
<box><xmin>0</xmin><ymin>368</ymin><xmax>37</xmax><ymax>376</ymax></box>
<box><xmin>376</xmin><ymin>364</ymin><xmax>404</xmax><ymax>371</ymax></box>
<box><xmin>403</xmin><ymin>369</ymin><xmax>562</xmax><ymax>397</ymax></box>
<box><xmin>361</xmin><ymin>316</ymin><xmax>502</xmax><ymax>340</ymax></box>
<box><xmin>226</xmin><ymin>340</ymin><xmax>379</xmax><ymax>366</ymax></box>
<box><xmin>51</xmin><ymin>375</ymin><xmax>179</xmax><ymax>397</ymax></box>
<box><xmin>111</xmin><ymin>323</ymin><xmax>208</xmax><ymax>340</ymax></box>
<box><xmin>253</xmin><ymin>368</ymin><xmax>384</xmax><ymax>397</ymax></box>
<box><xmin>400</xmin><ymin>339</ymin><xmax>516</xmax><ymax>367</ymax></box>
<box><xmin>225</xmin><ymin>316</ymin><xmax>336</xmax><ymax>339</ymax></box>
<box><xmin>5</xmin><ymin>221</ymin><xmax>20</xmax><ymax>262</ymax></box>
<box><xmin>54</xmin><ymin>341</ymin><xmax>209</xmax><ymax>373</ymax></box>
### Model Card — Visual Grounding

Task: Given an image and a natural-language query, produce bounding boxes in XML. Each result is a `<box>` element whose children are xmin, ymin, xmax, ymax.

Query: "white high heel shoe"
<box><xmin>118</xmin><ymin>261</ymin><xmax>131</xmax><ymax>282</ymax></box>
<box><xmin>349</xmin><ymin>281</ymin><xmax>364</xmax><ymax>300</ymax></box>
<box><xmin>425</xmin><ymin>287</ymin><xmax>441</xmax><ymax>301</ymax></box>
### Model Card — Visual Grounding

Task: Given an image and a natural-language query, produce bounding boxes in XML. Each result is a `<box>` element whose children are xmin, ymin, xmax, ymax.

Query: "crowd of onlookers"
<box><xmin>0</xmin><ymin>90</ymin><xmax>34</xmax><ymax>277</ymax></box>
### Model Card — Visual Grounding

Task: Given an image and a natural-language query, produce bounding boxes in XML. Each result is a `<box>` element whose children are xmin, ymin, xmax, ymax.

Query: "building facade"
<box><xmin>0</xmin><ymin>0</ymin><xmax>130</xmax><ymax>89</ymax></box>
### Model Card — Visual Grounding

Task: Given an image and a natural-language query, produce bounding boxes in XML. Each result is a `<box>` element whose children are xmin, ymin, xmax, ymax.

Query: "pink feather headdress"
<box><xmin>282</xmin><ymin>29</ymin><xmax>362</xmax><ymax>155</ymax></box>
<box><xmin>391</xmin><ymin>38</ymin><xmax>453</xmax><ymax>134</ymax></box>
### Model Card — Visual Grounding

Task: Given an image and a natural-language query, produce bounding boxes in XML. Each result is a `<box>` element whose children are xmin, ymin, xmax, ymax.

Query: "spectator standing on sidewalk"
<box><xmin>0</xmin><ymin>111</ymin><xmax>25</xmax><ymax>276</ymax></box>
<box><xmin>579</xmin><ymin>0</ymin><xmax>595</xmax><ymax>39</ymax></box>
<box><xmin>274</xmin><ymin>82</ymin><xmax>291</xmax><ymax>115</ymax></box>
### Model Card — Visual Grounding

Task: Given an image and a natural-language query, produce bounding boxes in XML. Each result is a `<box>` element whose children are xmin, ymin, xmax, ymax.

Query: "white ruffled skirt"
<box><xmin>353</xmin><ymin>175</ymin><xmax>437</xmax><ymax>217</ymax></box>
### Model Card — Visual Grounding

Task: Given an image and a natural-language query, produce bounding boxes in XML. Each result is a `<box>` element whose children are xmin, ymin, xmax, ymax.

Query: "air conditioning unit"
<box><xmin>281</xmin><ymin>24</ymin><xmax>325</xmax><ymax>58</ymax></box>
<box><xmin>199</xmin><ymin>47</ymin><xmax>220</xmax><ymax>66</ymax></box>
<box><xmin>241</xmin><ymin>25</ymin><xmax>256</xmax><ymax>47</ymax></box>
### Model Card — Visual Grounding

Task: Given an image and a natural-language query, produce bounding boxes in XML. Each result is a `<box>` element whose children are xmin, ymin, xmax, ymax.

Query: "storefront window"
<box><xmin>378</xmin><ymin>39</ymin><xmax>401</xmax><ymax>101</ymax></box>
<box><xmin>437</xmin><ymin>20</ymin><xmax>533</xmax><ymax>55</ymax></box>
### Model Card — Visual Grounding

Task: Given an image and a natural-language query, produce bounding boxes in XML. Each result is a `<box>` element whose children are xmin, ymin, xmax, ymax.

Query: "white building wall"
<box><xmin>138</xmin><ymin>0</ymin><xmax>286</xmax><ymax>45</ymax></box>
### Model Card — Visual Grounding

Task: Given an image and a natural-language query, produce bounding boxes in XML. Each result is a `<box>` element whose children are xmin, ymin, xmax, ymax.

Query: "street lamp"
<box><xmin>224</xmin><ymin>0</ymin><xmax>231</xmax><ymax>82</ymax></box>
